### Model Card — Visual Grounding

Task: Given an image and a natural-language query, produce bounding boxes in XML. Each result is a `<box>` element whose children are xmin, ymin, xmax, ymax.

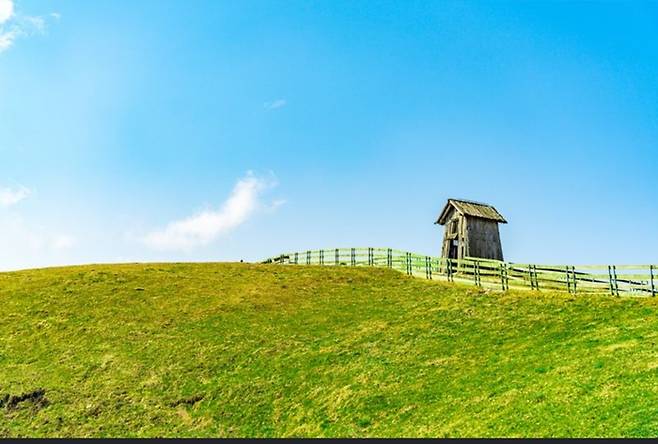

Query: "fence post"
<box><xmin>307</xmin><ymin>250</ymin><xmax>311</xmax><ymax>265</ymax></box>
<box><xmin>500</xmin><ymin>262</ymin><xmax>508</xmax><ymax>291</ymax></box>
<box><xmin>612</xmin><ymin>265</ymin><xmax>619</xmax><ymax>296</ymax></box>
<box><xmin>572</xmin><ymin>266</ymin><xmax>577</xmax><ymax>295</ymax></box>
<box><xmin>335</xmin><ymin>248</ymin><xmax>339</xmax><ymax>266</ymax></box>
<box><xmin>478</xmin><ymin>261</ymin><xmax>482</xmax><ymax>287</ymax></box>
<box><xmin>651</xmin><ymin>265</ymin><xmax>656</xmax><ymax>297</ymax></box>
<box><xmin>504</xmin><ymin>263</ymin><xmax>508</xmax><ymax>291</ymax></box>
<box><xmin>387</xmin><ymin>248</ymin><xmax>392</xmax><ymax>268</ymax></box>
<box><xmin>294</xmin><ymin>252</ymin><xmax>298</xmax><ymax>264</ymax></box>
<box><xmin>565</xmin><ymin>266</ymin><xmax>571</xmax><ymax>294</ymax></box>
<box><xmin>608</xmin><ymin>265</ymin><xmax>619</xmax><ymax>296</ymax></box>
<box><xmin>506</xmin><ymin>264</ymin><xmax>509</xmax><ymax>290</ymax></box>
<box><xmin>350</xmin><ymin>248</ymin><xmax>355</xmax><ymax>266</ymax></box>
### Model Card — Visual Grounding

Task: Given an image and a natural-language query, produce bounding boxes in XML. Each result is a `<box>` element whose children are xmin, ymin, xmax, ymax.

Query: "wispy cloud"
<box><xmin>263</xmin><ymin>99</ymin><xmax>287</xmax><ymax>110</ymax></box>
<box><xmin>24</xmin><ymin>15</ymin><xmax>45</xmax><ymax>32</ymax></box>
<box><xmin>0</xmin><ymin>0</ymin><xmax>58</xmax><ymax>53</ymax></box>
<box><xmin>0</xmin><ymin>28</ymin><xmax>17</xmax><ymax>51</ymax></box>
<box><xmin>0</xmin><ymin>0</ymin><xmax>13</xmax><ymax>24</ymax></box>
<box><xmin>142</xmin><ymin>172</ymin><xmax>281</xmax><ymax>251</ymax></box>
<box><xmin>0</xmin><ymin>213</ymin><xmax>79</xmax><ymax>270</ymax></box>
<box><xmin>0</xmin><ymin>184</ymin><xmax>30</xmax><ymax>207</ymax></box>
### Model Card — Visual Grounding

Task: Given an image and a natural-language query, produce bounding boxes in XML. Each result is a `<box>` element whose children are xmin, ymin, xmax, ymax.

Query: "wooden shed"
<box><xmin>435</xmin><ymin>199</ymin><xmax>507</xmax><ymax>261</ymax></box>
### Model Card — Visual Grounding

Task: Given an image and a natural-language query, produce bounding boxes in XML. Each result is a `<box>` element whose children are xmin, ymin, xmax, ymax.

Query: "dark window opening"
<box><xmin>449</xmin><ymin>239</ymin><xmax>459</xmax><ymax>259</ymax></box>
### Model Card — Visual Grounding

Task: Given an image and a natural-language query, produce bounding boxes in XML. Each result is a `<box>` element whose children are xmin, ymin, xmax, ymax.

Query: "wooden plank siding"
<box><xmin>436</xmin><ymin>199</ymin><xmax>506</xmax><ymax>261</ymax></box>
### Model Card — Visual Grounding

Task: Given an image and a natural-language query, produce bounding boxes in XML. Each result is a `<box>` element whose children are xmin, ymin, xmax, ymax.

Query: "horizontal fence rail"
<box><xmin>263</xmin><ymin>248</ymin><xmax>658</xmax><ymax>297</ymax></box>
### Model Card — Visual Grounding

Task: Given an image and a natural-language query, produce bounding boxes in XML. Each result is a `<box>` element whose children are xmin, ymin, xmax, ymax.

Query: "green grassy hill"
<box><xmin>1</xmin><ymin>263</ymin><xmax>658</xmax><ymax>437</ymax></box>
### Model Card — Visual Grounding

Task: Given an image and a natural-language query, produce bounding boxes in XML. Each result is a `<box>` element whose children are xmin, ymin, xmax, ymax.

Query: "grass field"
<box><xmin>1</xmin><ymin>262</ymin><xmax>658</xmax><ymax>437</ymax></box>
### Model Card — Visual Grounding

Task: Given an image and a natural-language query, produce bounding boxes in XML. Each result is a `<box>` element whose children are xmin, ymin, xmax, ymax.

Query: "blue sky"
<box><xmin>1</xmin><ymin>0</ymin><xmax>657</xmax><ymax>270</ymax></box>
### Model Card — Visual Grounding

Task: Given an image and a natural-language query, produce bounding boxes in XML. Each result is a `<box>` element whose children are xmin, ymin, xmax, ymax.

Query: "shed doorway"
<box><xmin>449</xmin><ymin>240</ymin><xmax>459</xmax><ymax>259</ymax></box>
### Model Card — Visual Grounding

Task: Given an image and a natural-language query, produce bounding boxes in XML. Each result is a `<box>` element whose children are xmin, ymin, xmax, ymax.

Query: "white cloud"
<box><xmin>24</xmin><ymin>15</ymin><xmax>45</xmax><ymax>32</ymax></box>
<box><xmin>264</xmin><ymin>99</ymin><xmax>287</xmax><ymax>110</ymax></box>
<box><xmin>0</xmin><ymin>185</ymin><xmax>30</xmax><ymax>207</ymax></box>
<box><xmin>269</xmin><ymin>199</ymin><xmax>287</xmax><ymax>210</ymax></box>
<box><xmin>142</xmin><ymin>172</ymin><xmax>281</xmax><ymax>251</ymax></box>
<box><xmin>0</xmin><ymin>183</ymin><xmax>80</xmax><ymax>269</ymax></box>
<box><xmin>0</xmin><ymin>213</ymin><xmax>81</xmax><ymax>270</ymax></box>
<box><xmin>0</xmin><ymin>0</ymin><xmax>13</xmax><ymax>24</ymax></box>
<box><xmin>0</xmin><ymin>1</ymin><xmax>56</xmax><ymax>53</ymax></box>
<box><xmin>0</xmin><ymin>27</ymin><xmax>16</xmax><ymax>51</ymax></box>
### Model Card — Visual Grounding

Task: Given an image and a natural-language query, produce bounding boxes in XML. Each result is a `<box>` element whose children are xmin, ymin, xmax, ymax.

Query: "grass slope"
<box><xmin>1</xmin><ymin>263</ymin><xmax>658</xmax><ymax>437</ymax></box>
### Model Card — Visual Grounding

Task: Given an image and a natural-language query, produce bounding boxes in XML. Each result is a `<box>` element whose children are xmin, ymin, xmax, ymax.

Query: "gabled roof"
<box><xmin>435</xmin><ymin>198</ymin><xmax>507</xmax><ymax>225</ymax></box>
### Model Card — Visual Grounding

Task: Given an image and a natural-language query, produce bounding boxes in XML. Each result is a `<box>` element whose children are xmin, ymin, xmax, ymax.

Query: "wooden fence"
<box><xmin>263</xmin><ymin>247</ymin><xmax>657</xmax><ymax>296</ymax></box>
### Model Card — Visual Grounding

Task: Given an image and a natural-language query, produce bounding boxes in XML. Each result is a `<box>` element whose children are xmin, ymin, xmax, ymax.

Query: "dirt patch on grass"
<box><xmin>0</xmin><ymin>389</ymin><xmax>49</xmax><ymax>411</ymax></box>
<box><xmin>169</xmin><ymin>394</ymin><xmax>204</xmax><ymax>408</ymax></box>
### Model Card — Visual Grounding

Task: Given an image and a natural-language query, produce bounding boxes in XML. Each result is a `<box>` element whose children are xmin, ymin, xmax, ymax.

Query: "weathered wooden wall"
<box><xmin>464</xmin><ymin>217</ymin><xmax>504</xmax><ymax>261</ymax></box>
<box><xmin>441</xmin><ymin>207</ymin><xmax>466</xmax><ymax>259</ymax></box>
<box><xmin>440</xmin><ymin>210</ymin><xmax>504</xmax><ymax>261</ymax></box>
